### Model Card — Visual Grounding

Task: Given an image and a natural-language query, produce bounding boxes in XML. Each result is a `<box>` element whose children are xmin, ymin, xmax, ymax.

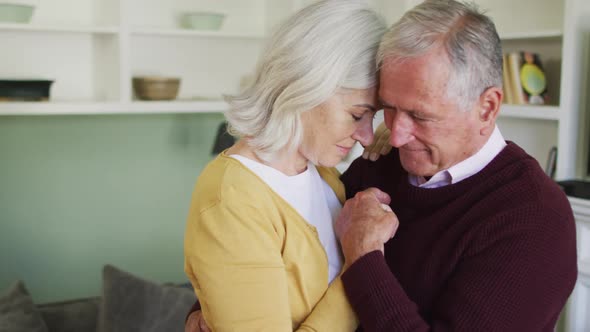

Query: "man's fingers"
<box><xmin>198</xmin><ymin>313</ymin><xmax>211</xmax><ymax>332</ymax></box>
<box><xmin>195</xmin><ymin>310</ymin><xmax>211</xmax><ymax>332</ymax></box>
<box><xmin>361</xmin><ymin>187</ymin><xmax>391</xmax><ymax>205</ymax></box>
<box><xmin>379</xmin><ymin>141</ymin><xmax>393</xmax><ymax>156</ymax></box>
<box><xmin>185</xmin><ymin>311</ymin><xmax>200</xmax><ymax>332</ymax></box>
<box><xmin>380</xmin><ymin>203</ymin><xmax>392</xmax><ymax>212</ymax></box>
<box><xmin>382</xmin><ymin>212</ymin><xmax>399</xmax><ymax>239</ymax></box>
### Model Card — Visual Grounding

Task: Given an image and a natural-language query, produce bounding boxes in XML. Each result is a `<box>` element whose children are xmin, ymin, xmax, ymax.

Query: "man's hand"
<box><xmin>335</xmin><ymin>188</ymin><xmax>399</xmax><ymax>266</ymax></box>
<box><xmin>185</xmin><ymin>310</ymin><xmax>210</xmax><ymax>332</ymax></box>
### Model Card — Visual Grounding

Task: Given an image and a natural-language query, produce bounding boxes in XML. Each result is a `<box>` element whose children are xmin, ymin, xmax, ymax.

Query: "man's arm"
<box><xmin>339</xmin><ymin>206</ymin><xmax>578</xmax><ymax>331</ymax></box>
<box><xmin>186</xmin><ymin>301</ymin><xmax>200</xmax><ymax>322</ymax></box>
<box><xmin>185</xmin><ymin>308</ymin><xmax>209</xmax><ymax>332</ymax></box>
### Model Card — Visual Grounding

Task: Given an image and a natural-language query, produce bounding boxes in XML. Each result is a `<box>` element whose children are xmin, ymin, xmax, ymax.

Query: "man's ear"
<box><xmin>478</xmin><ymin>87</ymin><xmax>502</xmax><ymax>135</ymax></box>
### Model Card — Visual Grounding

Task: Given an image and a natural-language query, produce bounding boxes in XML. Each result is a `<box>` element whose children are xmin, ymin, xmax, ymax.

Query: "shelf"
<box><xmin>500</xmin><ymin>30</ymin><xmax>563</xmax><ymax>40</ymax></box>
<box><xmin>0</xmin><ymin>23</ymin><xmax>119</xmax><ymax>35</ymax></box>
<box><xmin>127</xmin><ymin>100</ymin><xmax>228</xmax><ymax>113</ymax></box>
<box><xmin>569</xmin><ymin>196</ymin><xmax>590</xmax><ymax>221</ymax></box>
<box><xmin>0</xmin><ymin>100</ymin><xmax>228</xmax><ymax>115</ymax></box>
<box><xmin>131</xmin><ymin>27</ymin><xmax>266</xmax><ymax>39</ymax></box>
<box><xmin>580</xmin><ymin>260</ymin><xmax>590</xmax><ymax>277</ymax></box>
<box><xmin>499</xmin><ymin>104</ymin><xmax>560</xmax><ymax>120</ymax></box>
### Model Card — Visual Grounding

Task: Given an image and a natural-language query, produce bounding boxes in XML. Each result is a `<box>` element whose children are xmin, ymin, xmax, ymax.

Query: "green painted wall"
<box><xmin>0</xmin><ymin>113</ymin><xmax>225</xmax><ymax>303</ymax></box>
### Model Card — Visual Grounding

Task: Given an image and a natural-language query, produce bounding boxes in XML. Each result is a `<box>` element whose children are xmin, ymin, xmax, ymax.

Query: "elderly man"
<box><xmin>186</xmin><ymin>1</ymin><xmax>577</xmax><ymax>331</ymax></box>
<box><xmin>336</xmin><ymin>0</ymin><xmax>576</xmax><ymax>331</ymax></box>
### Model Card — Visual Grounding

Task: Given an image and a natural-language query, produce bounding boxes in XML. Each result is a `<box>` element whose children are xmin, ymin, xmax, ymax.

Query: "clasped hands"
<box><xmin>335</xmin><ymin>187</ymin><xmax>399</xmax><ymax>267</ymax></box>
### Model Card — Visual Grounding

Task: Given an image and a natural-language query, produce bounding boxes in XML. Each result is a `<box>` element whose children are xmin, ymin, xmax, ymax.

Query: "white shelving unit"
<box><xmin>0</xmin><ymin>0</ymin><xmax>417</xmax><ymax>117</ymax></box>
<box><xmin>0</xmin><ymin>0</ymin><xmax>309</xmax><ymax>116</ymax></box>
<box><xmin>1</xmin><ymin>0</ymin><xmax>589</xmax><ymax>178</ymax></box>
<box><xmin>468</xmin><ymin>0</ymin><xmax>590</xmax><ymax>182</ymax></box>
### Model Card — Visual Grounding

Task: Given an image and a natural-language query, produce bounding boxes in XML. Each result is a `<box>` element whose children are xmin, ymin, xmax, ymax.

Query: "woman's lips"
<box><xmin>337</xmin><ymin>145</ymin><xmax>352</xmax><ymax>155</ymax></box>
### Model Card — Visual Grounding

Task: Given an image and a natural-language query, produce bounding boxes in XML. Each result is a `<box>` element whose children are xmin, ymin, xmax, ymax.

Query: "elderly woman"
<box><xmin>183</xmin><ymin>1</ymin><xmax>386</xmax><ymax>331</ymax></box>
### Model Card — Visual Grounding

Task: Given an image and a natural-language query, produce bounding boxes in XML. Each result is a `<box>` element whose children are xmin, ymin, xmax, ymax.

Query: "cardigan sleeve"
<box><xmin>184</xmin><ymin>198</ymin><xmax>357</xmax><ymax>332</ymax></box>
<box><xmin>341</xmin><ymin>206</ymin><xmax>577</xmax><ymax>332</ymax></box>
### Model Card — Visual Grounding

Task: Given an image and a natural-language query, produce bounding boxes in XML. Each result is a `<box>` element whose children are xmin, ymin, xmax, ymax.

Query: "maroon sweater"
<box><xmin>340</xmin><ymin>142</ymin><xmax>577</xmax><ymax>332</ymax></box>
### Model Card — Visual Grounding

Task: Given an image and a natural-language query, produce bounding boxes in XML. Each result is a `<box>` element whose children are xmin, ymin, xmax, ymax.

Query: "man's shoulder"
<box><xmin>475</xmin><ymin>157</ymin><xmax>574</xmax><ymax>238</ymax></box>
<box><xmin>495</xmin><ymin>143</ymin><xmax>569</xmax><ymax>212</ymax></box>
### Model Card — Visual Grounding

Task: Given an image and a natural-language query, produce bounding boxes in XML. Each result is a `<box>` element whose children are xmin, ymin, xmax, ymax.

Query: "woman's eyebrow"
<box><xmin>353</xmin><ymin>103</ymin><xmax>377</xmax><ymax>111</ymax></box>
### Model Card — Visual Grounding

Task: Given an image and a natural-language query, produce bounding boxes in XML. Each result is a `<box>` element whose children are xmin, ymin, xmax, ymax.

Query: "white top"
<box><xmin>409</xmin><ymin>126</ymin><xmax>507</xmax><ymax>188</ymax></box>
<box><xmin>230</xmin><ymin>155</ymin><xmax>343</xmax><ymax>284</ymax></box>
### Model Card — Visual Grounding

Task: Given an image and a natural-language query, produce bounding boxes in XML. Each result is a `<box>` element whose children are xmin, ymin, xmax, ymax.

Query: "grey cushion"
<box><xmin>98</xmin><ymin>265</ymin><xmax>196</xmax><ymax>332</ymax></box>
<box><xmin>0</xmin><ymin>280</ymin><xmax>48</xmax><ymax>332</ymax></box>
<box><xmin>38</xmin><ymin>297</ymin><xmax>100</xmax><ymax>332</ymax></box>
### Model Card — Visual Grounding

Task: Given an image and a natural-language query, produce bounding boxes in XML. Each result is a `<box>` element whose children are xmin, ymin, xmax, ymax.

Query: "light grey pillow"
<box><xmin>97</xmin><ymin>265</ymin><xmax>196</xmax><ymax>332</ymax></box>
<box><xmin>0</xmin><ymin>280</ymin><xmax>48</xmax><ymax>332</ymax></box>
<box><xmin>38</xmin><ymin>297</ymin><xmax>100</xmax><ymax>332</ymax></box>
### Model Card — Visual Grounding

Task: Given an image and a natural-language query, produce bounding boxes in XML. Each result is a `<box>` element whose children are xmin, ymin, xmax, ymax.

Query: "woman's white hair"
<box><xmin>377</xmin><ymin>0</ymin><xmax>503</xmax><ymax>111</ymax></box>
<box><xmin>225</xmin><ymin>0</ymin><xmax>386</xmax><ymax>162</ymax></box>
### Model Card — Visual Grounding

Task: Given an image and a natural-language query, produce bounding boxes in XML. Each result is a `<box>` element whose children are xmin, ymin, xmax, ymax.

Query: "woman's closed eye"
<box><xmin>351</xmin><ymin>109</ymin><xmax>376</xmax><ymax>122</ymax></box>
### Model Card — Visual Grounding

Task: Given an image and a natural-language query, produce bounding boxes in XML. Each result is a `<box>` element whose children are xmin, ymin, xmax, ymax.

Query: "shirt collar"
<box><xmin>409</xmin><ymin>126</ymin><xmax>506</xmax><ymax>188</ymax></box>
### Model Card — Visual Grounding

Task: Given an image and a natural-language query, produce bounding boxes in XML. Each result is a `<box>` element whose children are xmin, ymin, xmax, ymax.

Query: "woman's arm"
<box><xmin>185</xmin><ymin>199</ymin><xmax>357</xmax><ymax>332</ymax></box>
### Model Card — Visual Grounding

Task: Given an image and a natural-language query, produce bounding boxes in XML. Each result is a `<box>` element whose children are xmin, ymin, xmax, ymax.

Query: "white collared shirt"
<box><xmin>408</xmin><ymin>126</ymin><xmax>507</xmax><ymax>188</ymax></box>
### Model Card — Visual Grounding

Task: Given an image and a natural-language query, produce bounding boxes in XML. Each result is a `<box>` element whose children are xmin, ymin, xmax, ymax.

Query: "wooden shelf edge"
<box><xmin>500</xmin><ymin>30</ymin><xmax>563</xmax><ymax>40</ymax></box>
<box><xmin>0</xmin><ymin>101</ymin><xmax>228</xmax><ymax>115</ymax></box>
<box><xmin>0</xmin><ymin>23</ymin><xmax>119</xmax><ymax>34</ymax></box>
<box><xmin>580</xmin><ymin>260</ymin><xmax>590</xmax><ymax>278</ymax></box>
<box><xmin>131</xmin><ymin>27</ymin><xmax>266</xmax><ymax>39</ymax></box>
<box><xmin>499</xmin><ymin>104</ymin><xmax>560</xmax><ymax>120</ymax></box>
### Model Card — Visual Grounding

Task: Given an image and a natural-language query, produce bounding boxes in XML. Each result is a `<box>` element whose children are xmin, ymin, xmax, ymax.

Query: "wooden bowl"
<box><xmin>132</xmin><ymin>76</ymin><xmax>180</xmax><ymax>100</ymax></box>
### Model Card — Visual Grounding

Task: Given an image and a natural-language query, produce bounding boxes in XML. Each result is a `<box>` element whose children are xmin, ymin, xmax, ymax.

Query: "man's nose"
<box><xmin>353</xmin><ymin>117</ymin><xmax>374</xmax><ymax>147</ymax></box>
<box><xmin>389</xmin><ymin>111</ymin><xmax>414</xmax><ymax>147</ymax></box>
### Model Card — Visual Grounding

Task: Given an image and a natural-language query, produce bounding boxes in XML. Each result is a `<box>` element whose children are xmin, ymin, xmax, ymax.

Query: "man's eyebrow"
<box><xmin>353</xmin><ymin>103</ymin><xmax>377</xmax><ymax>111</ymax></box>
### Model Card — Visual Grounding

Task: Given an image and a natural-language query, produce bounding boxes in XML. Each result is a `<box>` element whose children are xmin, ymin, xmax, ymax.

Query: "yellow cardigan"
<box><xmin>184</xmin><ymin>153</ymin><xmax>358</xmax><ymax>331</ymax></box>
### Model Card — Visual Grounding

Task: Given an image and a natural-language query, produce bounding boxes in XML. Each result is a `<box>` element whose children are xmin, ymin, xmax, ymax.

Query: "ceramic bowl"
<box><xmin>132</xmin><ymin>76</ymin><xmax>181</xmax><ymax>101</ymax></box>
<box><xmin>0</xmin><ymin>3</ymin><xmax>34</xmax><ymax>23</ymax></box>
<box><xmin>180</xmin><ymin>12</ymin><xmax>225</xmax><ymax>31</ymax></box>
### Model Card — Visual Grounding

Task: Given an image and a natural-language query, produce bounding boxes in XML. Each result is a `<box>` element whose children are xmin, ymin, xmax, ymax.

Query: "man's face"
<box><xmin>380</xmin><ymin>49</ymin><xmax>488</xmax><ymax>177</ymax></box>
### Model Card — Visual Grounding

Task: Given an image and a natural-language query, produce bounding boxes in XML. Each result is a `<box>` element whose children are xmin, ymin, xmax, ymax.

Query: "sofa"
<box><xmin>0</xmin><ymin>265</ymin><xmax>196</xmax><ymax>332</ymax></box>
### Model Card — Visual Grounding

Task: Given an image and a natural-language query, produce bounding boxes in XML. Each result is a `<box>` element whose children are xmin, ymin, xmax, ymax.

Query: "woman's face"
<box><xmin>300</xmin><ymin>88</ymin><xmax>378</xmax><ymax>167</ymax></box>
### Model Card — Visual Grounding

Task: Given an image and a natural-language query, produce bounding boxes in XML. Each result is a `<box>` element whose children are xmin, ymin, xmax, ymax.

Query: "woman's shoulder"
<box><xmin>196</xmin><ymin>154</ymin><xmax>272</xmax><ymax>192</ymax></box>
<box><xmin>191</xmin><ymin>155</ymin><xmax>276</xmax><ymax>210</ymax></box>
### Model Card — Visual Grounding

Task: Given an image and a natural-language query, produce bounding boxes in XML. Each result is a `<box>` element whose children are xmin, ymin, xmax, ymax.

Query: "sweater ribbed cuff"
<box><xmin>342</xmin><ymin>250</ymin><xmax>392</xmax><ymax>303</ymax></box>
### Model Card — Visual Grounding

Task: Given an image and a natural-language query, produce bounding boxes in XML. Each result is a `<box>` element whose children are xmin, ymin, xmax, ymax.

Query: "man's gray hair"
<box><xmin>378</xmin><ymin>0</ymin><xmax>503</xmax><ymax>111</ymax></box>
<box><xmin>225</xmin><ymin>0</ymin><xmax>386</xmax><ymax>162</ymax></box>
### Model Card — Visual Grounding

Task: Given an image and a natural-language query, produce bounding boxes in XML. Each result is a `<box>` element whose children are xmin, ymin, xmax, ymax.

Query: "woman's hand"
<box><xmin>362</xmin><ymin>122</ymin><xmax>392</xmax><ymax>161</ymax></box>
<box><xmin>185</xmin><ymin>310</ymin><xmax>210</xmax><ymax>332</ymax></box>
